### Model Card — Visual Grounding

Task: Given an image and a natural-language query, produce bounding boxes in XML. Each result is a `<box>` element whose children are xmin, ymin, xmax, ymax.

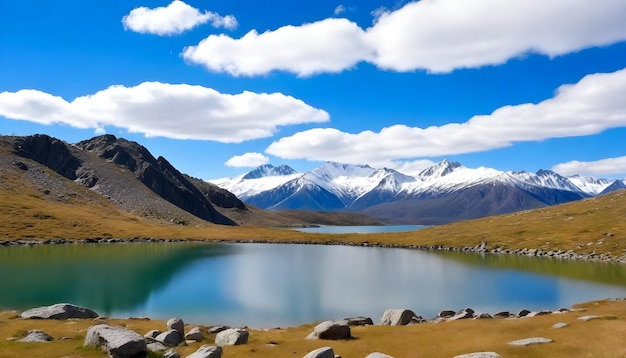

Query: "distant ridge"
<box><xmin>211</xmin><ymin>160</ymin><xmax>626</xmax><ymax>224</ymax></box>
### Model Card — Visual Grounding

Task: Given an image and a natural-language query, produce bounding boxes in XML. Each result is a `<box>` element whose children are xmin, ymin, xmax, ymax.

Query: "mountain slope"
<box><xmin>211</xmin><ymin>159</ymin><xmax>625</xmax><ymax>224</ymax></box>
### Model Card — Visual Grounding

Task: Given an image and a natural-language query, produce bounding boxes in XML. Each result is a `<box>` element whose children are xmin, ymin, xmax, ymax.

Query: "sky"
<box><xmin>1</xmin><ymin>0</ymin><xmax>626</xmax><ymax>180</ymax></box>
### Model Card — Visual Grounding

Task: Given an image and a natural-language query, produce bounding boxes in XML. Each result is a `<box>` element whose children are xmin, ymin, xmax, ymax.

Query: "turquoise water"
<box><xmin>1</xmin><ymin>242</ymin><xmax>625</xmax><ymax>328</ymax></box>
<box><xmin>294</xmin><ymin>225</ymin><xmax>427</xmax><ymax>234</ymax></box>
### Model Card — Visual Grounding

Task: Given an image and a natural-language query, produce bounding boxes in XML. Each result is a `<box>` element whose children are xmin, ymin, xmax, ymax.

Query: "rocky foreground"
<box><xmin>4</xmin><ymin>301</ymin><xmax>625</xmax><ymax>358</ymax></box>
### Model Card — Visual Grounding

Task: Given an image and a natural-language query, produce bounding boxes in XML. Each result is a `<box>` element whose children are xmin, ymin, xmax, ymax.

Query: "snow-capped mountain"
<box><xmin>209</xmin><ymin>160</ymin><xmax>626</xmax><ymax>224</ymax></box>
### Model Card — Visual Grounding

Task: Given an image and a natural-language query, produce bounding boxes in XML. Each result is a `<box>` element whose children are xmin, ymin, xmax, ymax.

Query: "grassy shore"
<box><xmin>0</xmin><ymin>299</ymin><xmax>624</xmax><ymax>358</ymax></box>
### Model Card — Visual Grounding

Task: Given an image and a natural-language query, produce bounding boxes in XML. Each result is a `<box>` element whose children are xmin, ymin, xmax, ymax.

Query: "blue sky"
<box><xmin>1</xmin><ymin>0</ymin><xmax>625</xmax><ymax>180</ymax></box>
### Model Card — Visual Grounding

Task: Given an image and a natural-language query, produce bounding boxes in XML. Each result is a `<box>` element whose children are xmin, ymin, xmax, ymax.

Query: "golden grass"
<box><xmin>0</xmin><ymin>300</ymin><xmax>624</xmax><ymax>358</ymax></box>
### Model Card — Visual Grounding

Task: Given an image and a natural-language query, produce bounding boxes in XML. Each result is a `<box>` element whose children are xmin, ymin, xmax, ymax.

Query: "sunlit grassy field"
<box><xmin>0</xmin><ymin>300</ymin><xmax>624</xmax><ymax>358</ymax></box>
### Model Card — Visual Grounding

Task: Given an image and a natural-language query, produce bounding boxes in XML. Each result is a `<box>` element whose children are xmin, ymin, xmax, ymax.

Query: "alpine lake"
<box><xmin>2</xmin><ymin>226</ymin><xmax>626</xmax><ymax>328</ymax></box>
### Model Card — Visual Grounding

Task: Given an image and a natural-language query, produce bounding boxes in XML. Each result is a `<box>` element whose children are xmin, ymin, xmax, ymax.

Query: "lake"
<box><xmin>294</xmin><ymin>225</ymin><xmax>427</xmax><ymax>234</ymax></box>
<box><xmin>1</xmin><ymin>242</ymin><xmax>625</xmax><ymax>328</ymax></box>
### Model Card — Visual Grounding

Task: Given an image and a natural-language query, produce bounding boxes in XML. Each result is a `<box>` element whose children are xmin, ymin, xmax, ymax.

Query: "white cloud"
<box><xmin>0</xmin><ymin>82</ymin><xmax>329</xmax><ymax>143</ymax></box>
<box><xmin>552</xmin><ymin>156</ymin><xmax>626</xmax><ymax>177</ymax></box>
<box><xmin>334</xmin><ymin>5</ymin><xmax>346</xmax><ymax>15</ymax></box>
<box><xmin>122</xmin><ymin>0</ymin><xmax>237</xmax><ymax>36</ymax></box>
<box><xmin>182</xmin><ymin>18</ymin><xmax>372</xmax><ymax>77</ymax></box>
<box><xmin>182</xmin><ymin>0</ymin><xmax>626</xmax><ymax>76</ymax></box>
<box><xmin>225</xmin><ymin>153</ymin><xmax>270</xmax><ymax>168</ymax></box>
<box><xmin>266</xmin><ymin>68</ymin><xmax>626</xmax><ymax>165</ymax></box>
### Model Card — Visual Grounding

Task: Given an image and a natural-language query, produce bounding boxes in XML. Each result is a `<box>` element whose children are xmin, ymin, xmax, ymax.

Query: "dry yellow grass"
<box><xmin>0</xmin><ymin>300</ymin><xmax>624</xmax><ymax>358</ymax></box>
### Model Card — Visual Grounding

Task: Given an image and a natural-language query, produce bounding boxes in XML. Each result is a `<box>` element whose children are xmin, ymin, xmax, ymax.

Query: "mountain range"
<box><xmin>210</xmin><ymin>161</ymin><xmax>626</xmax><ymax>224</ymax></box>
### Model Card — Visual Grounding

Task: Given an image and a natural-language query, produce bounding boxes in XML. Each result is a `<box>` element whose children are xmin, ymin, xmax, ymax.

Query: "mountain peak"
<box><xmin>242</xmin><ymin>164</ymin><xmax>297</xmax><ymax>179</ymax></box>
<box><xmin>418</xmin><ymin>159</ymin><xmax>463</xmax><ymax>178</ymax></box>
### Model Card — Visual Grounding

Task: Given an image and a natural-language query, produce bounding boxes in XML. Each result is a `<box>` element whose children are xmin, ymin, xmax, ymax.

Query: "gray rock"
<box><xmin>185</xmin><ymin>327</ymin><xmax>205</xmax><ymax>341</ymax></box>
<box><xmin>517</xmin><ymin>309</ymin><xmax>531</xmax><ymax>317</ymax></box>
<box><xmin>448</xmin><ymin>308</ymin><xmax>475</xmax><ymax>321</ymax></box>
<box><xmin>144</xmin><ymin>329</ymin><xmax>161</xmax><ymax>340</ymax></box>
<box><xmin>84</xmin><ymin>324</ymin><xmax>147</xmax><ymax>358</ymax></box>
<box><xmin>156</xmin><ymin>329</ymin><xmax>183</xmax><ymax>346</ymax></box>
<box><xmin>365</xmin><ymin>353</ymin><xmax>394</xmax><ymax>358</ymax></box>
<box><xmin>493</xmin><ymin>311</ymin><xmax>511</xmax><ymax>319</ymax></box>
<box><xmin>167</xmin><ymin>317</ymin><xmax>185</xmax><ymax>337</ymax></box>
<box><xmin>552</xmin><ymin>322</ymin><xmax>569</xmax><ymax>329</ymax></box>
<box><xmin>303</xmin><ymin>346</ymin><xmax>335</xmax><ymax>358</ymax></box>
<box><xmin>438</xmin><ymin>310</ymin><xmax>456</xmax><ymax>318</ymax></box>
<box><xmin>578</xmin><ymin>315</ymin><xmax>601</xmax><ymax>321</ymax></box>
<box><xmin>476</xmin><ymin>313</ymin><xmax>493</xmax><ymax>319</ymax></box>
<box><xmin>19</xmin><ymin>330</ymin><xmax>54</xmax><ymax>342</ymax></box>
<box><xmin>186</xmin><ymin>345</ymin><xmax>222</xmax><ymax>358</ymax></box>
<box><xmin>526</xmin><ymin>310</ymin><xmax>552</xmax><ymax>317</ymax></box>
<box><xmin>454</xmin><ymin>353</ymin><xmax>502</xmax><ymax>358</ymax></box>
<box><xmin>380</xmin><ymin>309</ymin><xmax>420</xmax><ymax>325</ymax></box>
<box><xmin>20</xmin><ymin>303</ymin><xmax>98</xmax><ymax>320</ymax></box>
<box><xmin>307</xmin><ymin>320</ymin><xmax>351</xmax><ymax>340</ymax></box>
<box><xmin>507</xmin><ymin>337</ymin><xmax>553</xmax><ymax>346</ymax></box>
<box><xmin>147</xmin><ymin>342</ymin><xmax>168</xmax><ymax>352</ymax></box>
<box><xmin>208</xmin><ymin>325</ymin><xmax>230</xmax><ymax>334</ymax></box>
<box><xmin>164</xmin><ymin>349</ymin><xmax>181</xmax><ymax>358</ymax></box>
<box><xmin>214</xmin><ymin>328</ymin><xmax>249</xmax><ymax>346</ymax></box>
<box><xmin>342</xmin><ymin>316</ymin><xmax>374</xmax><ymax>326</ymax></box>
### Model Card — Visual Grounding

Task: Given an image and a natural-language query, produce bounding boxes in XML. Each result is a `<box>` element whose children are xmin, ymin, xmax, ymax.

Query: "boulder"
<box><xmin>507</xmin><ymin>337</ymin><xmax>553</xmax><ymax>346</ymax></box>
<box><xmin>552</xmin><ymin>322</ymin><xmax>569</xmax><ymax>329</ymax></box>
<box><xmin>167</xmin><ymin>317</ymin><xmax>185</xmax><ymax>337</ymax></box>
<box><xmin>342</xmin><ymin>316</ymin><xmax>374</xmax><ymax>326</ymax></box>
<box><xmin>20</xmin><ymin>303</ymin><xmax>98</xmax><ymax>320</ymax></box>
<box><xmin>517</xmin><ymin>309</ymin><xmax>531</xmax><ymax>317</ymax></box>
<box><xmin>208</xmin><ymin>325</ymin><xmax>230</xmax><ymax>334</ymax></box>
<box><xmin>147</xmin><ymin>342</ymin><xmax>168</xmax><ymax>352</ymax></box>
<box><xmin>448</xmin><ymin>308</ymin><xmax>475</xmax><ymax>321</ymax></box>
<box><xmin>493</xmin><ymin>311</ymin><xmax>511</xmax><ymax>319</ymax></box>
<box><xmin>307</xmin><ymin>320</ymin><xmax>351</xmax><ymax>340</ymax></box>
<box><xmin>19</xmin><ymin>330</ymin><xmax>54</xmax><ymax>342</ymax></box>
<box><xmin>380</xmin><ymin>309</ymin><xmax>420</xmax><ymax>326</ymax></box>
<box><xmin>84</xmin><ymin>324</ymin><xmax>147</xmax><ymax>358</ymax></box>
<box><xmin>365</xmin><ymin>353</ymin><xmax>394</xmax><ymax>358</ymax></box>
<box><xmin>156</xmin><ymin>329</ymin><xmax>183</xmax><ymax>346</ymax></box>
<box><xmin>476</xmin><ymin>313</ymin><xmax>493</xmax><ymax>319</ymax></box>
<box><xmin>303</xmin><ymin>346</ymin><xmax>335</xmax><ymax>358</ymax></box>
<box><xmin>144</xmin><ymin>330</ymin><xmax>161</xmax><ymax>340</ymax></box>
<box><xmin>454</xmin><ymin>353</ymin><xmax>502</xmax><ymax>358</ymax></box>
<box><xmin>214</xmin><ymin>328</ymin><xmax>249</xmax><ymax>346</ymax></box>
<box><xmin>164</xmin><ymin>349</ymin><xmax>181</xmax><ymax>358</ymax></box>
<box><xmin>185</xmin><ymin>327</ymin><xmax>205</xmax><ymax>341</ymax></box>
<box><xmin>438</xmin><ymin>310</ymin><xmax>456</xmax><ymax>319</ymax></box>
<box><xmin>186</xmin><ymin>345</ymin><xmax>222</xmax><ymax>358</ymax></box>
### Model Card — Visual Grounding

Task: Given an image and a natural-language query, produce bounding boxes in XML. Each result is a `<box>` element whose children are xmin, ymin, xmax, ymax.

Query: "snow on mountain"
<box><xmin>208</xmin><ymin>159</ymin><xmax>624</xmax><ymax>221</ymax></box>
<box><xmin>567</xmin><ymin>175</ymin><xmax>618</xmax><ymax>195</ymax></box>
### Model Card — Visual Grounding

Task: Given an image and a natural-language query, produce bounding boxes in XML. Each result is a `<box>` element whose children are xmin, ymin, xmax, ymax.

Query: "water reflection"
<box><xmin>1</xmin><ymin>243</ymin><xmax>625</xmax><ymax>328</ymax></box>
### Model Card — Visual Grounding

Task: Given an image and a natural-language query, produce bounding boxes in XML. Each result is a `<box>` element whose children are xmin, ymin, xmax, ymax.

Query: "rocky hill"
<box><xmin>1</xmin><ymin>134</ymin><xmax>381</xmax><ymax>228</ymax></box>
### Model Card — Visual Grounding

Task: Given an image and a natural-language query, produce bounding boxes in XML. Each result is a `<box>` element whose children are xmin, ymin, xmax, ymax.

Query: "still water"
<box><xmin>294</xmin><ymin>225</ymin><xmax>427</xmax><ymax>234</ymax></box>
<box><xmin>1</xmin><ymin>242</ymin><xmax>625</xmax><ymax>328</ymax></box>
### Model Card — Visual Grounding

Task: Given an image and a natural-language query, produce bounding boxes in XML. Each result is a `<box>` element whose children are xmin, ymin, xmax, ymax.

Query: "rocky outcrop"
<box><xmin>84</xmin><ymin>324</ymin><xmax>147</xmax><ymax>358</ymax></box>
<box><xmin>186</xmin><ymin>345</ymin><xmax>222</xmax><ymax>358</ymax></box>
<box><xmin>306</xmin><ymin>320</ymin><xmax>351</xmax><ymax>340</ymax></box>
<box><xmin>20</xmin><ymin>303</ymin><xmax>98</xmax><ymax>320</ymax></box>
<box><xmin>19</xmin><ymin>330</ymin><xmax>54</xmax><ymax>342</ymax></box>
<box><xmin>76</xmin><ymin>135</ymin><xmax>236</xmax><ymax>225</ymax></box>
<box><xmin>214</xmin><ymin>328</ymin><xmax>249</xmax><ymax>346</ymax></box>
<box><xmin>13</xmin><ymin>134</ymin><xmax>81</xmax><ymax>179</ymax></box>
<box><xmin>303</xmin><ymin>346</ymin><xmax>335</xmax><ymax>358</ymax></box>
<box><xmin>380</xmin><ymin>309</ymin><xmax>423</xmax><ymax>326</ymax></box>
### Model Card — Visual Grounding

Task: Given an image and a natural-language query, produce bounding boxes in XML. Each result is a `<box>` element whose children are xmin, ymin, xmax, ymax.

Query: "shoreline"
<box><xmin>1</xmin><ymin>236</ymin><xmax>625</xmax><ymax>264</ymax></box>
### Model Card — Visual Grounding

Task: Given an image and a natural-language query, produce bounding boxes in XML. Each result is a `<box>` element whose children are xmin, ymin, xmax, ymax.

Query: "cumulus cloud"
<box><xmin>0</xmin><ymin>82</ymin><xmax>329</xmax><ymax>143</ymax></box>
<box><xmin>182</xmin><ymin>18</ymin><xmax>372</xmax><ymax>77</ymax></box>
<box><xmin>552</xmin><ymin>156</ymin><xmax>626</xmax><ymax>177</ymax></box>
<box><xmin>182</xmin><ymin>0</ymin><xmax>626</xmax><ymax>76</ymax></box>
<box><xmin>266</xmin><ymin>68</ymin><xmax>626</xmax><ymax>165</ymax></box>
<box><xmin>122</xmin><ymin>0</ymin><xmax>237</xmax><ymax>36</ymax></box>
<box><xmin>225</xmin><ymin>153</ymin><xmax>270</xmax><ymax>168</ymax></box>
